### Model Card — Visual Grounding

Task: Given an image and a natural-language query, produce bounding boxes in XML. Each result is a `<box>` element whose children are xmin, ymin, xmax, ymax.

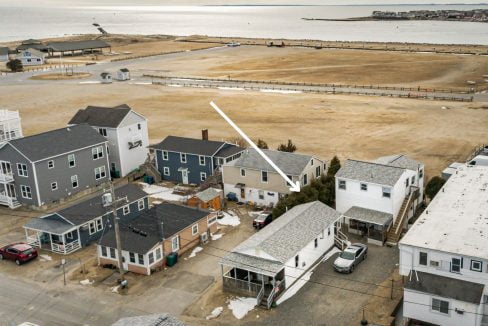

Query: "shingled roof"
<box><xmin>336</xmin><ymin>159</ymin><xmax>405</xmax><ymax>187</ymax></box>
<box><xmin>7</xmin><ymin>124</ymin><xmax>106</xmax><ymax>162</ymax></box>
<box><xmin>47</xmin><ymin>40</ymin><xmax>110</xmax><ymax>52</ymax></box>
<box><xmin>68</xmin><ymin>104</ymin><xmax>133</xmax><ymax>128</ymax></box>
<box><xmin>149</xmin><ymin>136</ymin><xmax>242</xmax><ymax>157</ymax></box>
<box><xmin>231</xmin><ymin>148</ymin><xmax>313</xmax><ymax>176</ymax></box>
<box><xmin>374</xmin><ymin>154</ymin><xmax>423</xmax><ymax>171</ymax></box>
<box><xmin>221</xmin><ymin>201</ymin><xmax>340</xmax><ymax>274</ymax></box>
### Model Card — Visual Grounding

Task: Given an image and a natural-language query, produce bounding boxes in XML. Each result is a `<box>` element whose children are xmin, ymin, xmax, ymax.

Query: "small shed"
<box><xmin>117</xmin><ymin>68</ymin><xmax>130</xmax><ymax>81</ymax></box>
<box><xmin>187</xmin><ymin>188</ymin><xmax>223</xmax><ymax>210</ymax></box>
<box><xmin>100</xmin><ymin>72</ymin><xmax>112</xmax><ymax>84</ymax></box>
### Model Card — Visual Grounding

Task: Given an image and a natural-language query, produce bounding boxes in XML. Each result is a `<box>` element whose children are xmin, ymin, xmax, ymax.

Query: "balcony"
<box><xmin>0</xmin><ymin>172</ymin><xmax>14</xmax><ymax>183</ymax></box>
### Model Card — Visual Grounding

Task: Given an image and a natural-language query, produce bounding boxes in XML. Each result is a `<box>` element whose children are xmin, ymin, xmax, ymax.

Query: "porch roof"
<box><xmin>221</xmin><ymin>252</ymin><xmax>283</xmax><ymax>276</ymax></box>
<box><xmin>24</xmin><ymin>214</ymin><xmax>74</xmax><ymax>234</ymax></box>
<box><xmin>344</xmin><ymin>206</ymin><xmax>393</xmax><ymax>227</ymax></box>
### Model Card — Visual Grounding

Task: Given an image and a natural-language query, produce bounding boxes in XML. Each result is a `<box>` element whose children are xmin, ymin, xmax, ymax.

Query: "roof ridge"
<box><xmin>10</xmin><ymin>124</ymin><xmax>89</xmax><ymax>143</ymax></box>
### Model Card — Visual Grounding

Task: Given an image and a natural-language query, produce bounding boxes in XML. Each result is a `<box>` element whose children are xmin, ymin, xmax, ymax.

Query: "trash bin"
<box><xmin>166</xmin><ymin>252</ymin><xmax>178</xmax><ymax>267</ymax></box>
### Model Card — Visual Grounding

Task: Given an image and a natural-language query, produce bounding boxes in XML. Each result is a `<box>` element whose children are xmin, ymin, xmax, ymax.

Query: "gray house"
<box><xmin>23</xmin><ymin>183</ymin><xmax>148</xmax><ymax>254</ymax></box>
<box><xmin>0</xmin><ymin>124</ymin><xmax>109</xmax><ymax>208</ymax></box>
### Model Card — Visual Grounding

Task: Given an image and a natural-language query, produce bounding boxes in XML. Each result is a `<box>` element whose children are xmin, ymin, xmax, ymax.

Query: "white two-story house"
<box><xmin>222</xmin><ymin>149</ymin><xmax>326</xmax><ymax>207</ymax></box>
<box><xmin>399</xmin><ymin>164</ymin><xmax>488</xmax><ymax>326</ymax></box>
<box><xmin>335</xmin><ymin>155</ymin><xmax>424</xmax><ymax>245</ymax></box>
<box><xmin>68</xmin><ymin>104</ymin><xmax>149</xmax><ymax>178</ymax></box>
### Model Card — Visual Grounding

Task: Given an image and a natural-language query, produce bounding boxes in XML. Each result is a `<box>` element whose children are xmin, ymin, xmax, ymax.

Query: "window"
<box><xmin>338</xmin><ymin>180</ymin><xmax>346</xmax><ymax>190</ymax></box>
<box><xmin>411</xmin><ymin>176</ymin><xmax>416</xmax><ymax>184</ymax></box>
<box><xmin>200</xmin><ymin>172</ymin><xmax>206</xmax><ymax>182</ymax></box>
<box><xmin>451</xmin><ymin>258</ymin><xmax>461</xmax><ymax>273</ymax></box>
<box><xmin>208</xmin><ymin>215</ymin><xmax>217</xmax><ymax>226</ymax></box>
<box><xmin>471</xmin><ymin>260</ymin><xmax>482</xmax><ymax>272</ymax></box>
<box><xmin>71</xmin><ymin>175</ymin><xmax>78</xmax><ymax>188</ymax></box>
<box><xmin>109</xmin><ymin>248</ymin><xmax>116</xmax><ymax>259</ymax></box>
<box><xmin>96</xmin><ymin>218</ymin><xmax>103</xmax><ymax>232</ymax></box>
<box><xmin>163</xmin><ymin>167</ymin><xmax>170</xmax><ymax>176</ymax></box>
<box><xmin>240</xmin><ymin>168</ymin><xmax>246</xmax><ymax>177</ymax></box>
<box><xmin>315</xmin><ymin>166</ymin><xmax>321</xmax><ymax>177</ymax></box>
<box><xmin>328</xmin><ymin>227</ymin><xmax>331</xmax><ymax>236</ymax></box>
<box><xmin>261</xmin><ymin>171</ymin><xmax>268</xmax><ymax>183</ymax></box>
<box><xmin>99</xmin><ymin>128</ymin><xmax>107</xmax><ymax>137</ymax></box>
<box><xmin>123</xmin><ymin>205</ymin><xmax>130</xmax><ymax>215</ymax></box>
<box><xmin>92</xmin><ymin>146</ymin><xmax>104</xmax><ymax>160</ymax></box>
<box><xmin>20</xmin><ymin>185</ymin><xmax>31</xmax><ymax>199</ymax></box>
<box><xmin>199</xmin><ymin>155</ymin><xmax>205</xmax><ymax>166</ymax></box>
<box><xmin>48</xmin><ymin>160</ymin><xmax>54</xmax><ymax>169</ymax></box>
<box><xmin>101</xmin><ymin>246</ymin><xmax>107</xmax><ymax>257</ymax></box>
<box><xmin>192</xmin><ymin>224</ymin><xmax>199</xmax><ymax>236</ymax></box>
<box><xmin>162</xmin><ymin>151</ymin><xmax>168</xmax><ymax>160</ymax></box>
<box><xmin>129</xmin><ymin>252</ymin><xmax>136</xmax><ymax>263</ymax></box>
<box><xmin>171</xmin><ymin>236</ymin><xmax>180</xmax><ymax>251</ymax></box>
<box><xmin>66</xmin><ymin>232</ymin><xmax>73</xmax><ymax>240</ymax></box>
<box><xmin>156</xmin><ymin>248</ymin><xmax>162</xmax><ymax>260</ymax></box>
<box><xmin>432</xmin><ymin>298</ymin><xmax>449</xmax><ymax>314</ymax></box>
<box><xmin>314</xmin><ymin>238</ymin><xmax>318</xmax><ymax>248</ymax></box>
<box><xmin>68</xmin><ymin>154</ymin><xmax>75</xmax><ymax>167</ymax></box>
<box><xmin>360</xmin><ymin>183</ymin><xmax>368</xmax><ymax>191</ymax></box>
<box><xmin>302</xmin><ymin>174</ymin><xmax>308</xmax><ymax>186</ymax></box>
<box><xmin>419</xmin><ymin>169</ymin><xmax>424</xmax><ymax>178</ymax></box>
<box><xmin>180</xmin><ymin>153</ymin><xmax>187</xmax><ymax>163</ymax></box>
<box><xmin>419</xmin><ymin>252</ymin><xmax>428</xmax><ymax>266</ymax></box>
<box><xmin>138</xmin><ymin>254</ymin><xmax>144</xmax><ymax>265</ymax></box>
<box><xmin>285</xmin><ymin>175</ymin><xmax>293</xmax><ymax>186</ymax></box>
<box><xmin>51</xmin><ymin>182</ymin><xmax>58</xmax><ymax>191</ymax></box>
<box><xmin>95</xmin><ymin>166</ymin><xmax>106</xmax><ymax>180</ymax></box>
<box><xmin>258</xmin><ymin>190</ymin><xmax>264</xmax><ymax>200</ymax></box>
<box><xmin>311</xmin><ymin>159</ymin><xmax>314</xmax><ymax>166</ymax></box>
<box><xmin>405</xmin><ymin>177</ymin><xmax>409</xmax><ymax>187</ymax></box>
<box><xmin>382</xmin><ymin>187</ymin><xmax>391</xmax><ymax>198</ymax></box>
<box><xmin>295</xmin><ymin>255</ymin><xmax>299</xmax><ymax>268</ymax></box>
<box><xmin>138</xmin><ymin>199</ymin><xmax>145</xmax><ymax>211</ymax></box>
<box><xmin>89</xmin><ymin>221</ymin><xmax>96</xmax><ymax>234</ymax></box>
<box><xmin>17</xmin><ymin>163</ymin><xmax>28</xmax><ymax>177</ymax></box>
<box><xmin>148</xmin><ymin>252</ymin><xmax>154</xmax><ymax>264</ymax></box>
<box><xmin>218</xmin><ymin>158</ymin><xmax>224</xmax><ymax>165</ymax></box>
<box><xmin>137</xmin><ymin>123</ymin><xmax>141</xmax><ymax>130</ymax></box>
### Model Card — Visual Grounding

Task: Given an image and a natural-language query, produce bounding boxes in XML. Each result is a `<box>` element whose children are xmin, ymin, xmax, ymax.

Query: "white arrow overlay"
<box><xmin>210</xmin><ymin>101</ymin><xmax>301</xmax><ymax>192</ymax></box>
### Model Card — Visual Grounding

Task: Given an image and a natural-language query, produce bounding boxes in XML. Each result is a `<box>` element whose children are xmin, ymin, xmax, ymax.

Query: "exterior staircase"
<box><xmin>334</xmin><ymin>229</ymin><xmax>349</xmax><ymax>250</ymax></box>
<box><xmin>386</xmin><ymin>186</ymin><xmax>419</xmax><ymax>246</ymax></box>
<box><xmin>199</xmin><ymin>170</ymin><xmax>222</xmax><ymax>191</ymax></box>
<box><xmin>139</xmin><ymin>154</ymin><xmax>161</xmax><ymax>183</ymax></box>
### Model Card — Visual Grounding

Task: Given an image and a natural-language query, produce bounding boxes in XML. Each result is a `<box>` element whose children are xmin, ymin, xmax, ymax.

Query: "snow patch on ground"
<box><xmin>139</xmin><ymin>183</ymin><xmax>185</xmax><ymax>202</ymax></box>
<box><xmin>248</xmin><ymin>210</ymin><xmax>265</xmax><ymax>217</ymax></box>
<box><xmin>111</xmin><ymin>285</ymin><xmax>119</xmax><ymax>293</ymax></box>
<box><xmin>80</xmin><ymin>279</ymin><xmax>94</xmax><ymax>285</ymax></box>
<box><xmin>218</xmin><ymin>211</ymin><xmax>240</xmax><ymax>226</ymax></box>
<box><xmin>188</xmin><ymin>246</ymin><xmax>203</xmax><ymax>258</ymax></box>
<box><xmin>206</xmin><ymin>306</ymin><xmax>223</xmax><ymax>320</ymax></box>
<box><xmin>211</xmin><ymin>233</ymin><xmax>224</xmax><ymax>241</ymax></box>
<box><xmin>228</xmin><ymin>297</ymin><xmax>256</xmax><ymax>320</ymax></box>
<box><xmin>39</xmin><ymin>254</ymin><xmax>52</xmax><ymax>261</ymax></box>
<box><xmin>277</xmin><ymin>247</ymin><xmax>341</xmax><ymax>305</ymax></box>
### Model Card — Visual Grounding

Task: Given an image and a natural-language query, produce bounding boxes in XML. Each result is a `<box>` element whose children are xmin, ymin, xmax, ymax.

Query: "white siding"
<box><xmin>223</xmin><ymin>183</ymin><xmax>281</xmax><ymax>206</ymax></box>
<box><xmin>115</xmin><ymin>114</ymin><xmax>149</xmax><ymax>176</ymax></box>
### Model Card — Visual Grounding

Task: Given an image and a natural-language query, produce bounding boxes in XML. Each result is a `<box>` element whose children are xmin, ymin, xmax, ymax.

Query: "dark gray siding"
<box><xmin>0</xmin><ymin>144</ymin><xmax>39</xmax><ymax>206</ymax></box>
<box><xmin>34</xmin><ymin>142</ymin><xmax>109</xmax><ymax>205</ymax></box>
<box><xmin>155</xmin><ymin>150</ymin><xmax>213</xmax><ymax>185</ymax></box>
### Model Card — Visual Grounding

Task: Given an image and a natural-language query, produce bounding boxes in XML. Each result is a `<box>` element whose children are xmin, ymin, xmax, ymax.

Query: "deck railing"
<box><xmin>26</xmin><ymin>235</ymin><xmax>40</xmax><ymax>247</ymax></box>
<box><xmin>223</xmin><ymin>275</ymin><xmax>262</xmax><ymax>297</ymax></box>
<box><xmin>0</xmin><ymin>172</ymin><xmax>14</xmax><ymax>183</ymax></box>
<box><xmin>51</xmin><ymin>241</ymin><xmax>81</xmax><ymax>255</ymax></box>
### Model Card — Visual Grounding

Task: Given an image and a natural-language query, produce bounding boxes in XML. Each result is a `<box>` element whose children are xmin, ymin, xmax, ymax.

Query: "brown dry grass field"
<box><xmin>141</xmin><ymin>45</ymin><xmax>488</xmax><ymax>90</ymax></box>
<box><xmin>0</xmin><ymin>82</ymin><xmax>486</xmax><ymax>179</ymax></box>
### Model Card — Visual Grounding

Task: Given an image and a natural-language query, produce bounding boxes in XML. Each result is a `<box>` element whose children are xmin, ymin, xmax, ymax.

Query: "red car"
<box><xmin>0</xmin><ymin>243</ymin><xmax>38</xmax><ymax>265</ymax></box>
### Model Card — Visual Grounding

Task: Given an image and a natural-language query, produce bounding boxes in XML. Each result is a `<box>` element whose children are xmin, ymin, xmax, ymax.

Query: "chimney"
<box><xmin>202</xmin><ymin>129</ymin><xmax>208</xmax><ymax>141</ymax></box>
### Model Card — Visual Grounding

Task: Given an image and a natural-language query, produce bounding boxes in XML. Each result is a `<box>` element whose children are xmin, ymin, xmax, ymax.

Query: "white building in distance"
<box><xmin>399</xmin><ymin>164</ymin><xmax>488</xmax><ymax>326</ymax></box>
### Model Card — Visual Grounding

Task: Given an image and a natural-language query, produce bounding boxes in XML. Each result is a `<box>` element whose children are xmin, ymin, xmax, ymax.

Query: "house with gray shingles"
<box><xmin>0</xmin><ymin>124</ymin><xmax>109</xmax><ymax>208</ymax></box>
<box><xmin>220</xmin><ymin>201</ymin><xmax>341</xmax><ymax>309</ymax></box>
<box><xmin>23</xmin><ymin>184</ymin><xmax>148</xmax><ymax>254</ymax></box>
<box><xmin>68</xmin><ymin>104</ymin><xmax>149</xmax><ymax>178</ymax></box>
<box><xmin>222</xmin><ymin>148</ymin><xmax>326</xmax><ymax>207</ymax></box>
<box><xmin>335</xmin><ymin>154</ymin><xmax>424</xmax><ymax>245</ymax></box>
<box><xmin>149</xmin><ymin>131</ymin><xmax>244</xmax><ymax>185</ymax></box>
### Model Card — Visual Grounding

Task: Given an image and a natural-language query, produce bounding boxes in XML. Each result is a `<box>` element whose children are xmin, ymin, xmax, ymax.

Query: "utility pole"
<box><xmin>106</xmin><ymin>182</ymin><xmax>127</xmax><ymax>280</ymax></box>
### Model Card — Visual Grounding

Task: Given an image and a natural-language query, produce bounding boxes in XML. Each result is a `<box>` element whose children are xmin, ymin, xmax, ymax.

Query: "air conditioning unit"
<box><xmin>200</xmin><ymin>232</ymin><xmax>209</xmax><ymax>244</ymax></box>
<box><xmin>430</xmin><ymin>260</ymin><xmax>440</xmax><ymax>267</ymax></box>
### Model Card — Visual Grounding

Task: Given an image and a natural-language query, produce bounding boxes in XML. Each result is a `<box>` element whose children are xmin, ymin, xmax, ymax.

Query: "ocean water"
<box><xmin>0</xmin><ymin>3</ymin><xmax>487</xmax><ymax>44</ymax></box>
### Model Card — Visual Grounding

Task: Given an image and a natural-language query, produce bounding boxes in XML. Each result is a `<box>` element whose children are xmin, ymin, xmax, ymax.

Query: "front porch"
<box><xmin>24</xmin><ymin>220</ymin><xmax>82</xmax><ymax>255</ymax></box>
<box><xmin>344</xmin><ymin>206</ymin><xmax>393</xmax><ymax>246</ymax></box>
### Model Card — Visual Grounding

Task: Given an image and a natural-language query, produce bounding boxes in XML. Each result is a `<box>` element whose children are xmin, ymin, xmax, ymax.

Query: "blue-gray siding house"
<box><xmin>23</xmin><ymin>183</ymin><xmax>148</xmax><ymax>255</ymax></box>
<box><xmin>149</xmin><ymin>135</ymin><xmax>244</xmax><ymax>185</ymax></box>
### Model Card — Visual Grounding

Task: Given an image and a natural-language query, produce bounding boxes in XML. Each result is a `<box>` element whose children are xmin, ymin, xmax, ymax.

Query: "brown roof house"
<box><xmin>98</xmin><ymin>202</ymin><xmax>218</xmax><ymax>275</ymax></box>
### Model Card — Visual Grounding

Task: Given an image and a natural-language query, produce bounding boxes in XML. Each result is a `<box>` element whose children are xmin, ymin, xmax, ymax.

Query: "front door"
<box><xmin>122</xmin><ymin>255</ymin><xmax>128</xmax><ymax>271</ymax></box>
<box><xmin>181</xmin><ymin>170</ymin><xmax>189</xmax><ymax>184</ymax></box>
<box><xmin>240</xmin><ymin>187</ymin><xmax>245</xmax><ymax>199</ymax></box>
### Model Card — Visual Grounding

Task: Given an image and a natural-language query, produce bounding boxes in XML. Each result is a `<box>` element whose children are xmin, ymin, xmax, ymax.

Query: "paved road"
<box><xmin>152</xmin><ymin>76</ymin><xmax>487</xmax><ymax>102</ymax></box>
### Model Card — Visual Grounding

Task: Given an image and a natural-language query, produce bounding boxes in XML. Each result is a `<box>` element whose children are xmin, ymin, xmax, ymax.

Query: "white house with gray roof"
<box><xmin>335</xmin><ymin>155</ymin><xmax>424</xmax><ymax>245</ymax></box>
<box><xmin>0</xmin><ymin>124</ymin><xmax>109</xmax><ymax>208</ymax></box>
<box><xmin>68</xmin><ymin>104</ymin><xmax>148</xmax><ymax>178</ymax></box>
<box><xmin>399</xmin><ymin>165</ymin><xmax>488</xmax><ymax>326</ymax></box>
<box><xmin>222</xmin><ymin>149</ymin><xmax>326</xmax><ymax>207</ymax></box>
<box><xmin>220</xmin><ymin>201</ymin><xmax>341</xmax><ymax>309</ymax></box>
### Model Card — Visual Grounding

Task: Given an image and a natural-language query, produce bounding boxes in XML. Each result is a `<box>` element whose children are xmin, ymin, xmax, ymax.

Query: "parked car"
<box><xmin>227</xmin><ymin>42</ymin><xmax>241</xmax><ymax>47</ymax></box>
<box><xmin>226</xmin><ymin>192</ymin><xmax>238</xmax><ymax>202</ymax></box>
<box><xmin>333</xmin><ymin>243</ymin><xmax>368</xmax><ymax>273</ymax></box>
<box><xmin>253</xmin><ymin>213</ymin><xmax>273</xmax><ymax>229</ymax></box>
<box><xmin>0</xmin><ymin>243</ymin><xmax>38</xmax><ymax>265</ymax></box>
